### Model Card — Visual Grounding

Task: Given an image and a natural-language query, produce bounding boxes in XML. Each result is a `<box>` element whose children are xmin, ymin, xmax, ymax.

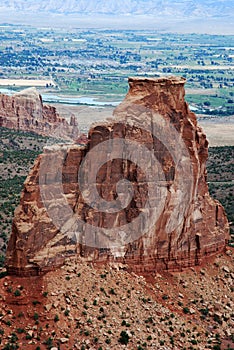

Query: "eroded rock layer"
<box><xmin>0</xmin><ymin>87</ymin><xmax>78</xmax><ymax>136</ymax></box>
<box><xmin>6</xmin><ymin>77</ymin><xmax>229</xmax><ymax>276</ymax></box>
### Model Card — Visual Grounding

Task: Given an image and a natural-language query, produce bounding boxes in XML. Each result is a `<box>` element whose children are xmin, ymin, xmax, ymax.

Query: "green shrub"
<box><xmin>16</xmin><ymin>328</ymin><xmax>25</xmax><ymax>334</ymax></box>
<box><xmin>213</xmin><ymin>345</ymin><xmax>221</xmax><ymax>350</ymax></box>
<box><xmin>44</xmin><ymin>337</ymin><xmax>53</xmax><ymax>348</ymax></box>
<box><xmin>64</xmin><ymin>309</ymin><xmax>70</xmax><ymax>316</ymax></box>
<box><xmin>118</xmin><ymin>330</ymin><xmax>130</xmax><ymax>345</ymax></box>
<box><xmin>25</xmin><ymin>334</ymin><xmax>33</xmax><ymax>340</ymax></box>
<box><xmin>109</xmin><ymin>288</ymin><xmax>116</xmax><ymax>295</ymax></box>
<box><xmin>54</xmin><ymin>314</ymin><xmax>59</xmax><ymax>322</ymax></box>
<box><xmin>33</xmin><ymin>312</ymin><xmax>39</xmax><ymax>321</ymax></box>
<box><xmin>14</xmin><ymin>289</ymin><xmax>21</xmax><ymax>297</ymax></box>
<box><xmin>183</xmin><ymin>307</ymin><xmax>190</xmax><ymax>314</ymax></box>
<box><xmin>199</xmin><ymin>307</ymin><xmax>209</xmax><ymax>316</ymax></box>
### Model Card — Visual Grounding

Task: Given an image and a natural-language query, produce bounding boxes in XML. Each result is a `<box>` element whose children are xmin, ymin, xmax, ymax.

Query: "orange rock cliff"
<box><xmin>0</xmin><ymin>87</ymin><xmax>78</xmax><ymax>136</ymax></box>
<box><xmin>5</xmin><ymin>77</ymin><xmax>229</xmax><ymax>276</ymax></box>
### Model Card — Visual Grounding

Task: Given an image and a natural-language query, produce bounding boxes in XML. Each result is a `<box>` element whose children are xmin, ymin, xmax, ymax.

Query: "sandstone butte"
<box><xmin>5</xmin><ymin>76</ymin><xmax>230</xmax><ymax>277</ymax></box>
<box><xmin>0</xmin><ymin>87</ymin><xmax>78</xmax><ymax>137</ymax></box>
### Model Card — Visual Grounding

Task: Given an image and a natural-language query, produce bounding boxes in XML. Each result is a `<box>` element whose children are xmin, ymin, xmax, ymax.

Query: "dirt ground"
<box><xmin>0</xmin><ymin>79</ymin><xmax>54</xmax><ymax>87</ymax></box>
<box><xmin>54</xmin><ymin>104</ymin><xmax>234</xmax><ymax>147</ymax></box>
<box><xmin>199</xmin><ymin>115</ymin><xmax>234</xmax><ymax>147</ymax></box>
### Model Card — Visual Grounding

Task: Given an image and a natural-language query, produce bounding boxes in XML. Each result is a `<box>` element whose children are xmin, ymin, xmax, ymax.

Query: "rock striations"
<box><xmin>0</xmin><ymin>87</ymin><xmax>78</xmax><ymax>137</ymax></box>
<box><xmin>6</xmin><ymin>77</ymin><xmax>229</xmax><ymax>276</ymax></box>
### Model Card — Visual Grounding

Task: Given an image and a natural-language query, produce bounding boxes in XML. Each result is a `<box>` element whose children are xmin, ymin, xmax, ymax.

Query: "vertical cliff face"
<box><xmin>6</xmin><ymin>77</ymin><xmax>229</xmax><ymax>276</ymax></box>
<box><xmin>0</xmin><ymin>87</ymin><xmax>77</xmax><ymax>136</ymax></box>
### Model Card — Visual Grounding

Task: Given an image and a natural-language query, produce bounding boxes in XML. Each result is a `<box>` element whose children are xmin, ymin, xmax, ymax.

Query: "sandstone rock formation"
<box><xmin>6</xmin><ymin>77</ymin><xmax>230</xmax><ymax>276</ymax></box>
<box><xmin>0</xmin><ymin>87</ymin><xmax>78</xmax><ymax>137</ymax></box>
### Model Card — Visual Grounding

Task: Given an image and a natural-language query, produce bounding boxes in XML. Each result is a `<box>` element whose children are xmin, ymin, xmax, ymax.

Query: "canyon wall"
<box><xmin>0</xmin><ymin>87</ymin><xmax>77</xmax><ymax>137</ymax></box>
<box><xmin>5</xmin><ymin>77</ymin><xmax>229</xmax><ymax>276</ymax></box>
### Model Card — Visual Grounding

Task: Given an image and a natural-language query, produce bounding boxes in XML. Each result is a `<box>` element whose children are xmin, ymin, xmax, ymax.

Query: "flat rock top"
<box><xmin>13</xmin><ymin>87</ymin><xmax>41</xmax><ymax>100</ymax></box>
<box><xmin>128</xmin><ymin>76</ymin><xmax>186</xmax><ymax>85</ymax></box>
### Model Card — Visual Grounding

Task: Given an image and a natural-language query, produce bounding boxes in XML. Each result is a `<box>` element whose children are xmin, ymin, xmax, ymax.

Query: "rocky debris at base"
<box><xmin>0</xmin><ymin>250</ymin><xmax>233</xmax><ymax>349</ymax></box>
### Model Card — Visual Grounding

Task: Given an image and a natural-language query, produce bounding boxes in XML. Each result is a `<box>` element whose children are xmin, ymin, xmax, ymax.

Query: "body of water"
<box><xmin>41</xmin><ymin>94</ymin><xmax>120</xmax><ymax>107</ymax></box>
<box><xmin>0</xmin><ymin>88</ymin><xmax>120</xmax><ymax>107</ymax></box>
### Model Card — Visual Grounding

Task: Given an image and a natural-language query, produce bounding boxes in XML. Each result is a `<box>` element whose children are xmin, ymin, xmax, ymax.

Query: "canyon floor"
<box><xmin>53</xmin><ymin>104</ymin><xmax>234</xmax><ymax>147</ymax></box>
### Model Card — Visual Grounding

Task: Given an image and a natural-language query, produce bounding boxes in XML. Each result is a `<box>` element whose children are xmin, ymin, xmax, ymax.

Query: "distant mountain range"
<box><xmin>0</xmin><ymin>0</ymin><xmax>234</xmax><ymax>18</ymax></box>
<box><xmin>0</xmin><ymin>0</ymin><xmax>233</xmax><ymax>33</ymax></box>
